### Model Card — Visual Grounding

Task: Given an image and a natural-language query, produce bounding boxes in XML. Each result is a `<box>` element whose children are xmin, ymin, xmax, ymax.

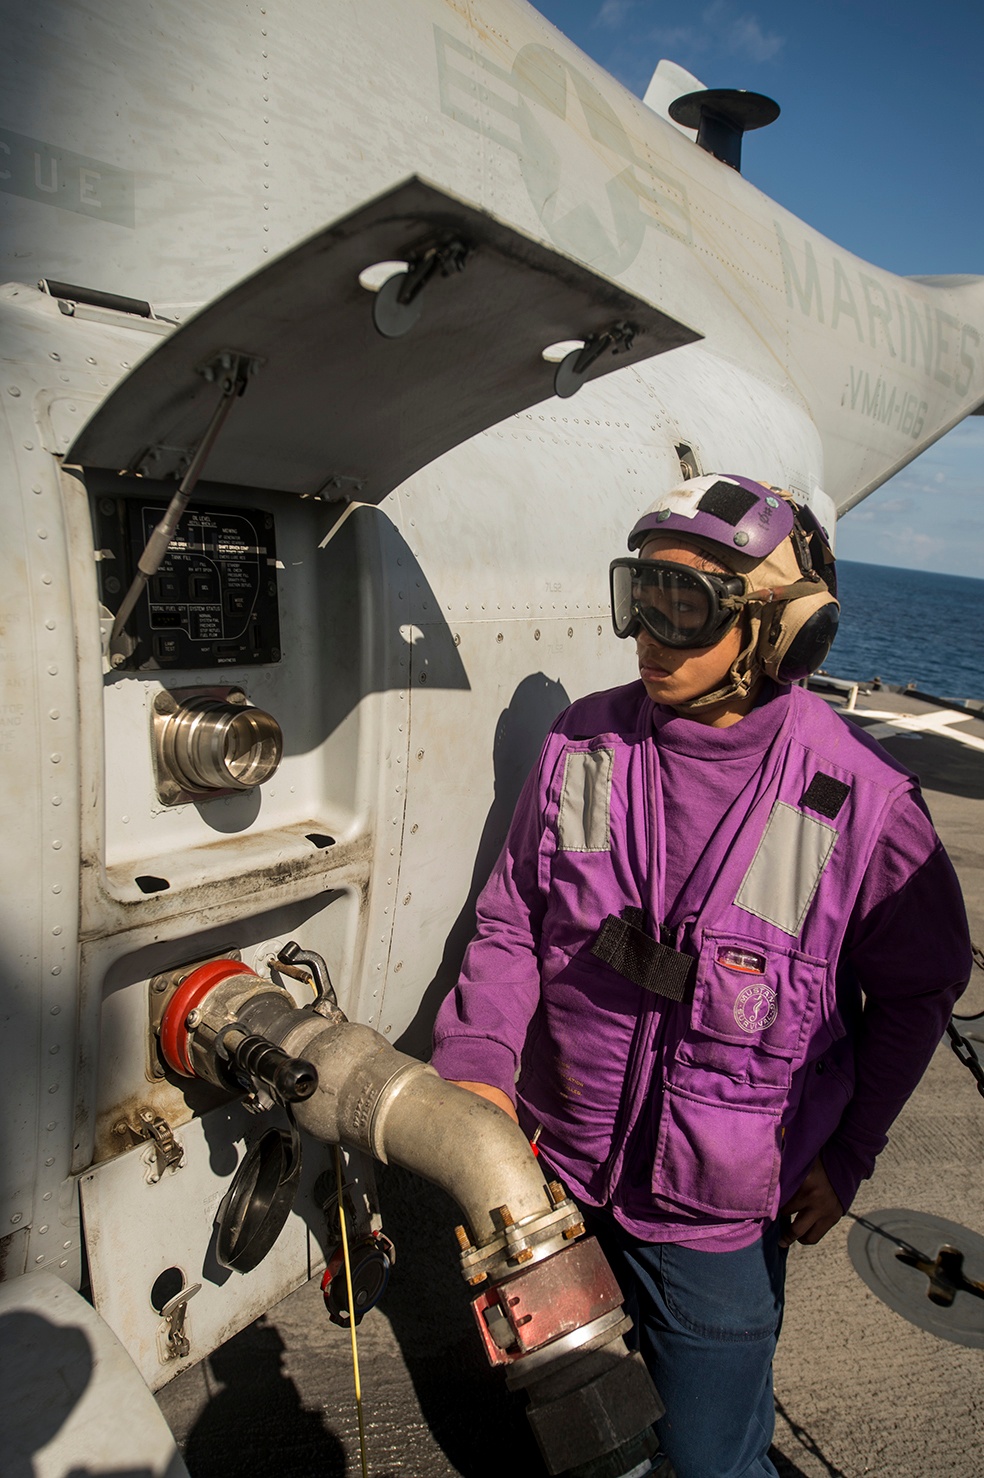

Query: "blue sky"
<box><xmin>533</xmin><ymin>0</ymin><xmax>984</xmax><ymax>577</ymax></box>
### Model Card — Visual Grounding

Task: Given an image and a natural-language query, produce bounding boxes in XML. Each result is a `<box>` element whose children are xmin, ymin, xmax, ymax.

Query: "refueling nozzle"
<box><xmin>157</xmin><ymin>957</ymin><xmax>318</xmax><ymax>1107</ymax></box>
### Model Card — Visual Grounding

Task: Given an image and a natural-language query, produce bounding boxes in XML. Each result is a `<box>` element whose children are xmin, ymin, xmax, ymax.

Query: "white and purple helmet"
<box><xmin>627</xmin><ymin>474</ymin><xmax>796</xmax><ymax>562</ymax></box>
<box><xmin>614</xmin><ymin>475</ymin><xmax>839</xmax><ymax>701</ymax></box>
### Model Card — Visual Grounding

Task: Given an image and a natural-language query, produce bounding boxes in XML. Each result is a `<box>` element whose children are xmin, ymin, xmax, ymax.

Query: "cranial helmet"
<box><xmin>616</xmin><ymin>473</ymin><xmax>839</xmax><ymax>710</ymax></box>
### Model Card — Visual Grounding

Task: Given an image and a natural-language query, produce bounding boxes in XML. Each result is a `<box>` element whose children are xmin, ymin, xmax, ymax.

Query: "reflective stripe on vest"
<box><xmin>557</xmin><ymin>748</ymin><xmax>614</xmax><ymax>852</ymax></box>
<box><xmin>734</xmin><ymin>800</ymin><xmax>838</xmax><ymax>936</ymax></box>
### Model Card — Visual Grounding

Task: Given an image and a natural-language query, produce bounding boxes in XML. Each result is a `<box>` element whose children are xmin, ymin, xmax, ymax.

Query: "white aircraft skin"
<box><xmin>0</xmin><ymin>2</ymin><xmax>981</xmax><ymax>1472</ymax></box>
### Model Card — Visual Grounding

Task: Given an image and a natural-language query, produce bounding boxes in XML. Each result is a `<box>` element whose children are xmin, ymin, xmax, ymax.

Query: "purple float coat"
<box><xmin>432</xmin><ymin>682</ymin><xmax>971</xmax><ymax>1247</ymax></box>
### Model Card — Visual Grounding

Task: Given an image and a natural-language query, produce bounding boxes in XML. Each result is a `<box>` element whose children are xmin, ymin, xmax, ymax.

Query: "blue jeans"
<box><xmin>584</xmin><ymin>1212</ymin><xmax>787</xmax><ymax>1478</ymax></box>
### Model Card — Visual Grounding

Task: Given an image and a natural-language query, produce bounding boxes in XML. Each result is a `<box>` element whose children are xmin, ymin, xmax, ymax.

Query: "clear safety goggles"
<box><xmin>609</xmin><ymin>558</ymin><xmax>747</xmax><ymax>649</ymax></box>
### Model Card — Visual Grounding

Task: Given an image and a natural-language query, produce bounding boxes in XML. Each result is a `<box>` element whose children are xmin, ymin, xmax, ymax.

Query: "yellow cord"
<box><xmin>334</xmin><ymin>1144</ymin><xmax>370</xmax><ymax>1478</ymax></box>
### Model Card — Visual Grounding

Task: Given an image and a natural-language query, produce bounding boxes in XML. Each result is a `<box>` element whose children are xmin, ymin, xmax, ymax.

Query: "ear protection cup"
<box><xmin>759</xmin><ymin>586</ymin><xmax>840</xmax><ymax>682</ymax></box>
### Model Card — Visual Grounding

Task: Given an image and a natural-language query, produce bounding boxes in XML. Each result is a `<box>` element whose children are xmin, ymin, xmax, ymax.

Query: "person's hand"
<box><xmin>779</xmin><ymin>1155</ymin><xmax>844</xmax><ymax>1247</ymax></box>
<box><xmin>450</xmin><ymin>1080</ymin><xmax>519</xmax><ymax>1123</ymax></box>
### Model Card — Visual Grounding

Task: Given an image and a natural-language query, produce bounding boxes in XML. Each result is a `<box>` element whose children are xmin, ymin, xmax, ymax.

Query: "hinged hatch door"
<box><xmin>67</xmin><ymin>176</ymin><xmax>701</xmax><ymax>499</ymax></box>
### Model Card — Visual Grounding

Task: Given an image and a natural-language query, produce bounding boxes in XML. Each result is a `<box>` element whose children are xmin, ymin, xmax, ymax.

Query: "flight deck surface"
<box><xmin>157</xmin><ymin>681</ymin><xmax>984</xmax><ymax>1478</ymax></box>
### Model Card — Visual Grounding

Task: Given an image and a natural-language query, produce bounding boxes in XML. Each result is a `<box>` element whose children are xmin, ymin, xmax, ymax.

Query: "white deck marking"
<box><xmin>850</xmin><ymin>708</ymin><xmax>984</xmax><ymax>752</ymax></box>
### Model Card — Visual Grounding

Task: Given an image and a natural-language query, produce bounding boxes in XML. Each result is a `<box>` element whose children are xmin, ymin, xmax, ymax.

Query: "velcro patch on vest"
<box><xmin>557</xmin><ymin>748</ymin><xmax>614</xmax><ymax>852</ymax></box>
<box><xmin>590</xmin><ymin>914</ymin><xmax>696</xmax><ymax>1001</ymax></box>
<box><xmin>735</xmin><ymin>801</ymin><xmax>837</xmax><ymax>937</ymax></box>
<box><xmin>801</xmin><ymin>773</ymin><xmax>851</xmax><ymax>819</ymax></box>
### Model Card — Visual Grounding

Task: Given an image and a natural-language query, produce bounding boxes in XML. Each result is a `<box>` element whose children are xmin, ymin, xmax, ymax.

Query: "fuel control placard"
<box><xmin>96</xmin><ymin>498</ymin><xmax>281</xmax><ymax>670</ymax></box>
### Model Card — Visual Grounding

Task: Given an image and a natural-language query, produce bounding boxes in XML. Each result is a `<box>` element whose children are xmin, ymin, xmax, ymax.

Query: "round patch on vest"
<box><xmin>734</xmin><ymin>983</ymin><xmax>778</xmax><ymax>1033</ymax></box>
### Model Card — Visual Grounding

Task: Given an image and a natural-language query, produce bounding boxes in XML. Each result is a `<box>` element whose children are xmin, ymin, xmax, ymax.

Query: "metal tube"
<box><xmin>272</xmin><ymin>1013</ymin><xmax>555</xmax><ymax>1245</ymax></box>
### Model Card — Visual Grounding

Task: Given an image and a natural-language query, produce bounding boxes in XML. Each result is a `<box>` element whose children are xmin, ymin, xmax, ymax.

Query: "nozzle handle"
<box><xmin>222</xmin><ymin>1029</ymin><xmax>318</xmax><ymax>1105</ymax></box>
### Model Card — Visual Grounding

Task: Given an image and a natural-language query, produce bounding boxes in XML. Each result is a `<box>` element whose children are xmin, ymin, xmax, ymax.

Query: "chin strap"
<box><xmin>668</xmin><ymin>627</ymin><xmax>764</xmax><ymax>714</ymax></box>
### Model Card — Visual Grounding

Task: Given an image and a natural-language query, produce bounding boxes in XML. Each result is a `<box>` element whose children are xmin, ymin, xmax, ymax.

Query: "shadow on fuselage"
<box><xmin>397</xmin><ymin>670</ymin><xmax>570</xmax><ymax>1061</ymax></box>
<box><xmin>0</xmin><ymin>1311</ymin><xmax>92</xmax><ymax>1478</ymax></box>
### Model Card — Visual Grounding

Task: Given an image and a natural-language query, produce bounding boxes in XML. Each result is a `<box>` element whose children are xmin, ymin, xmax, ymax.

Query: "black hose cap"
<box><xmin>215</xmin><ymin>1126</ymin><xmax>302</xmax><ymax>1273</ymax></box>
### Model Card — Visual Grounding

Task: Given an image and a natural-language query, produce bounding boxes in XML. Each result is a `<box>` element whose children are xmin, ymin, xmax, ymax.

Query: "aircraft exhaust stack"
<box><xmin>157</xmin><ymin>952</ymin><xmax>667</xmax><ymax>1478</ymax></box>
<box><xmin>668</xmin><ymin>87</ymin><xmax>780</xmax><ymax>172</ymax></box>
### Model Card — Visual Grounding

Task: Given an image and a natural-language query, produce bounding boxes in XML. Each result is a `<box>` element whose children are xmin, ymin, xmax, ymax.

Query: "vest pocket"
<box><xmin>651</xmin><ymin>1082</ymin><xmax>783</xmax><ymax>1219</ymax></box>
<box><xmin>517</xmin><ymin>944</ymin><xmax>641</xmax><ymax>1169</ymax></box>
<box><xmin>675</xmin><ymin>931</ymin><xmax>827</xmax><ymax>1087</ymax></box>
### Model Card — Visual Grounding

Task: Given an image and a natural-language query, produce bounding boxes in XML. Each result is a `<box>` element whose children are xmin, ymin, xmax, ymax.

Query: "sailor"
<box><xmin>431</xmin><ymin>474</ymin><xmax>972</xmax><ymax>1478</ymax></box>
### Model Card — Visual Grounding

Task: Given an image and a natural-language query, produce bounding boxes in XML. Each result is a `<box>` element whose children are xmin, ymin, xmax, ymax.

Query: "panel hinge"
<box><xmin>113</xmin><ymin>1108</ymin><xmax>185</xmax><ymax>1183</ymax></box>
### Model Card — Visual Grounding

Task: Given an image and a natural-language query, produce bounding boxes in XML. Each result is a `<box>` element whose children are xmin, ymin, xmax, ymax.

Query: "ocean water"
<box><xmin>826</xmin><ymin>560</ymin><xmax>984</xmax><ymax>704</ymax></box>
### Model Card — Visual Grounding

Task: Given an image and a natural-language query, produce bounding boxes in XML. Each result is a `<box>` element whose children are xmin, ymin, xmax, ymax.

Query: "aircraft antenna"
<box><xmin>669</xmin><ymin>88</ymin><xmax>779</xmax><ymax>172</ymax></box>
